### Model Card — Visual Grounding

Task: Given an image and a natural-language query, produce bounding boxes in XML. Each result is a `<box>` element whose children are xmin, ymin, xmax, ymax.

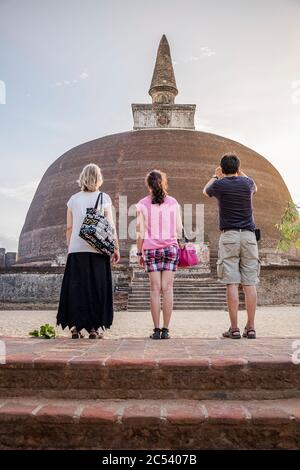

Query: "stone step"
<box><xmin>127</xmin><ymin>306</ymin><xmax>227</xmax><ymax>311</ymax></box>
<box><xmin>132</xmin><ymin>293</ymin><xmax>224</xmax><ymax>298</ymax></box>
<box><xmin>131</xmin><ymin>290</ymin><xmax>227</xmax><ymax>294</ymax></box>
<box><xmin>129</xmin><ymin>296</ymin><xmax>241</xmax><ymax>301</ymax></box>
<box><xmin>129</xmin><ymin>267</ymin><xmax>246</xmax><ymax>309</ymax></box>
<box><xmin>128</xmin><ymin>294</ymin><xmax>226</xmax><ymax>303</ymax></box>
<box><xmin>128</xmin><ymin>290</ymin><xmax>245</xmax><ymax>309</ymax></box>
<box><xmin>133</xmin><ymin>267</ymin><xmax>210</xmax><ymax>277</ymax></box>
<box><xmin>127</xmin><ymin>308</ymin><xmax>228</xmax><ymax>312</ymax></box>
<box><xmin>134</xmin><ymin>276</ymin><xmax>215</xmax><ymax>281</ymax></box>
<box><xmin>131</xmin><ymin>301</ymin><xmax>245</xmax><ymax>304</ymax></box>
<box><xmin>1</xmin><ymin>337</ymin><xmax>299</xmax><ymax>449</ymax></box>
<box><xmin>131</xmin><ymin>281</ymin><xmax>226</xmax><ymax>289</ymax></box>
<box><xmin>130</xmin><ymin>292</ymin><xmax>227</xmax><ymax>296</ymax></box>
<box><xmin>129</xmin><ymin>296</ymin><xmax>228</xmax><ymax>301</ymax></box>
<box><xmin>132</xmin><ymin>277</ymin><xmax>219</xmax><ymax>280</ymax></box>
<box><xmin>127</xmin><ymin>308</ymin><xmax>227</xmax><ymax>312</ymax></box>
<box><xmin>132</xmin><ymin>278</ymin><xmax>220</xmax><ymax>281</ymax></box>
<box><xmin>132</xmin><ymin>279</ymin><xmax>220</xmax><ymax>283</ymax></box>
<box><xmin>1</xmin><ymin>338</ymin><xmax>298</xmax><ymax>401</ymax></box>
<box><xmin>128</xmin><ymin>298</ymin><xmax>228</xmax><ymax>302</ymax></box>
<box><xmin>131</xmin><ymin>283</ymin><xmax>225</xmax><ymax>288</ymax></box>
<box><xmin>129</xmin><ymin>294</ymin><xmax>244</xmax><ymax>297</ymax></box>
<box><xmin>129</xmin><ymin>296</ymin><xmax>229</xmax><ymax>300</ymax></box>
<box><xmin>131</xmin><ymin>291</ymin><xmax>226</xmax><ymax>295</ymax></box>
<box><xmin>0</xmin><ymin>396</ymin><xmax>299</xmax><ymax>449</ymax></box>
<box><xmin>128</xmin><ymin>302</ymin><xmax>228</xmax><ymax>308</ymax></box>
<box><xmin>127</xmin><ymin>297</ymin><xmax>228</xmax><ymax>302</ymax></box>
<box><xmin>130</xmin><ymin>288</ymin><xmax>227</xmax><ymax>292</ymax></box>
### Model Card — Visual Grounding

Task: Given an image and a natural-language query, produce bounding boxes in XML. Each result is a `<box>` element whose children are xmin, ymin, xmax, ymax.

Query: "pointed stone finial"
<box><xmin>132</xmin><ymin>35</ymin><xmax>195</xmax><ymax>129</ymax></box>
<box><xmin>149</xmin><ymin>35</ymin><xmax>178</xmax><ymax>104</ymax></box>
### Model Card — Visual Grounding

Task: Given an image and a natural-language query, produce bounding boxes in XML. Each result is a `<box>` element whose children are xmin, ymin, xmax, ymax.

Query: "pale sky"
<box><xmin>0</xmin><ymin>0</ymin><xmax>299</xmax><ymax>251</ymax></box>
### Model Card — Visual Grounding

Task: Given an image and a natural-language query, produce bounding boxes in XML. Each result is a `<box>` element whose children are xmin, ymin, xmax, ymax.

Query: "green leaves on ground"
<box><xmin>29</xmin><ymin>324</ymin><xmax>56</xmax><ymax>339</ymax></box>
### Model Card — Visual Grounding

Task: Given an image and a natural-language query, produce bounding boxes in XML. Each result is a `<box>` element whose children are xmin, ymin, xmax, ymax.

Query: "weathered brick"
<box><xmin>33</xmin><ymin>357</ymin><xmax>69</xmax><ymax>368</ymax></box>
<box><xmin>81</xmin><ymin>405</ymin><xmax>120</xmax><ymax>423</ymax></box>
<box><xmin>69</xmin><ymin>357</ymin><xmax>105</xmax><ymax>368</ymax></box>
<box><xmin>248</xmin><ymin>405</ymin><xmax>291</xmax><ymax>425</ymax></box>
<box><xmin>35</xmin><ymin>404</ymin><xmax>78</xmax><ymax>422</ymax></box>
<box><xmin>166</xmin><ymin>403</ymin><xmax>207</xmax><ymax>424</ymax></box>
<box><xmin>211</xmin><ymin>357</ymin><xmax>248</xmax><ymax>369</ymax></box>
<box><xmin>0</xmin><ymin>402</ymin><xmax>38</xmax><ymax>420</ymax></box>
<box><xmin>205</xmin><ymin>401</ymin><xmax>248</xmax><ymax>424</ymax></box>
<box><xmin>105</xmin><ymin>357</ymin><xmax>157</xmax><ymax>368</ymax></box>
<box><xmin>122</xmin><ymin>403</ymin><xmax>162</xmax><ymax>426</ymax></box>
<box><xmin>158</xmin><ymin>358</ymin><xmax>210</xmax><ymax>368</ymax></box>
<box><xmin>4</xmin><ymin>355</ymin><xmax>35</xmax><ymax>369</ymax></box>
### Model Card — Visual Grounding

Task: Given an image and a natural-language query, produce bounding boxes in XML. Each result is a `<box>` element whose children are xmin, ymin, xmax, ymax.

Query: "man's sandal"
<box><xmin>222</xmin><ymin>327</ymin><xmax>241</xmax><ymax>339</ymax></box>
<box><xmin>243</xmin><ymin>327</ymin><xmax>256</xmax><ymax>339</ymax></box>
<box><xmin>150</xmin><ymin>328</ymin><xmax>161</xmax><ymax>340</ymax></box>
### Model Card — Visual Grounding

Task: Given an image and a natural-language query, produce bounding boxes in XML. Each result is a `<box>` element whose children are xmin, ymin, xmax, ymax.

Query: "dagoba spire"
<box><xmin>149</xmin><ymin>34</ymin><xmax>178</xmax><ymax>105</ymax></box>
<box><xmin>131</xmin><ymin>35</ymin><xmax>196</xmax><ymax>130</ymax></box>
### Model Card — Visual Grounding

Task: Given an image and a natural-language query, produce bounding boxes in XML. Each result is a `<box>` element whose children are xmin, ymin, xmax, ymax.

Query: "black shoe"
<box><xmin>150</xmin><ymin>328</ymin><xmax>161</xmax><ymax>339</ymax></box>
<box><xmin>161</xmin><ymin>328</ymin><xmax>170</xmax><ymax>339</ymax></box>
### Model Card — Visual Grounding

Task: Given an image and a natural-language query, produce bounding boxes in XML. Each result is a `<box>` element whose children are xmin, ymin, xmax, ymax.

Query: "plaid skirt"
<box><xmin>143</xmin><ymin>244</ymin><xmax>179</xmax><ymax>272</ymax></box>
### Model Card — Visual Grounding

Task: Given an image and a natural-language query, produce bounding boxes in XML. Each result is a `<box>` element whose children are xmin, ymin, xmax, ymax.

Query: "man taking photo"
<box><xmin>203</xmin><ymin>153</ymin><xmax>260</xmax><ymax>339</ymax></box>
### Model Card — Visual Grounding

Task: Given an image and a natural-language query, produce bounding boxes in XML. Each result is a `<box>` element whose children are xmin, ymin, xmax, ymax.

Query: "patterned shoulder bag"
<box><xmin>79</xmin><ymin>192</ymin><xmax>115</xmax><ymax>256</ymax></box>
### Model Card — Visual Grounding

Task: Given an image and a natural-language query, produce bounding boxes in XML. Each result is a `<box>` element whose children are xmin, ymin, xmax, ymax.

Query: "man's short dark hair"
<box><xmin>220</xmin><ymin>154</ymin><xmax>240</xmax><ymax>175</ymax></box>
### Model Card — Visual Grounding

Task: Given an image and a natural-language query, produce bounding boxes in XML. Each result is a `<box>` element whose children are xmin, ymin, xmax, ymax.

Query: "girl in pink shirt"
<box><xmin>136</xmin><ymin>170</ymin><xmax>183</xmax><ymax>340</ymax></box>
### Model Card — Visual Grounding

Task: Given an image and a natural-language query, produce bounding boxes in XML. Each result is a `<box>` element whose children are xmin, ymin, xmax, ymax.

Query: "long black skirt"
<box><xmin>56</xmin><ymin>252</ymin><xmax>113</xmax><ymax>332</ymax></box>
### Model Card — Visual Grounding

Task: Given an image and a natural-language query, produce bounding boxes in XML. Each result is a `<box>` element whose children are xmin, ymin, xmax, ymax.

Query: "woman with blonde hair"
<box><xmin>57</xmin><ymin>163</ymin><xmax>120</xmax><ymax>339</ymax></box>
<box><xmin>136</xmin><ymin>170</ymin><xmax>183</xmax><ymax>339</ymax></box>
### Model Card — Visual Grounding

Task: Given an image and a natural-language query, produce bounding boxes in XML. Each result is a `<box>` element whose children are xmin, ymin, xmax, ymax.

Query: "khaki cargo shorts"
<box><xmin>217</xmin><ymin>230</ymin><xmax>260</xmax><ymax>285</ymax></box>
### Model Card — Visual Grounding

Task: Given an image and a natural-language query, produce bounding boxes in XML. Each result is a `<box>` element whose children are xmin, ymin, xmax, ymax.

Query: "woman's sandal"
<box><xmin>71</xmin><ymin>328</ymin><xmax>84</xmax><ymax>339</ymax></box>
<box><xmin>222</xmin><ymin>327</ymin><xmax>241</xmax><ymax>339</ymax></box>
<box><xmin>89</xmin><ymin>329</ymin><xmax>104</xmax><ymax>340</ymax></box>
<box><xmin>150</xmin><ymin>328</ymin><xmax>161</xmax><ymax>340</ymax></box>
<box><xmin>243</xmin><ymin>327</ymin><xmax>256</xmax><ymax>339</ymax></box>
<box><xmin>161</xmin><ymin>328</ymin><xmax>170</xmax><ymax>339</ymax></box>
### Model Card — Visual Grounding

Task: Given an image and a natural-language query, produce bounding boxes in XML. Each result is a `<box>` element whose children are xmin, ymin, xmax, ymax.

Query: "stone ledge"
<box><xmin>2</xmin><ymin>353</ymin><xmax>298</xmax><ymax>370</ymax></box>
<box><xmin>0</xmin><ymin>338</ymin><xmax>299</xmax><ymax>401</ymax></box>
<box><xmin>0</xmin><ymin>398</ymin><xmax>299</xmax><ymax>449</ymax></box>
<box><xmin>1</xmin><ymin>337</ymin><xmax>299</xmax><ymax>370</ymax></box>
<box><xmin>0</xmin><ymin>397</ymin><xmax>299</xmax><ymax>424</ymax></box>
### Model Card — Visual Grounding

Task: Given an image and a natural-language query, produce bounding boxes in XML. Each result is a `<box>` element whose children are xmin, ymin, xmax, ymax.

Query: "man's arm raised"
<box><xmin>203</xmin><ymin>166</ymin><xmax>223</xmax><ymax>197</ymax></box>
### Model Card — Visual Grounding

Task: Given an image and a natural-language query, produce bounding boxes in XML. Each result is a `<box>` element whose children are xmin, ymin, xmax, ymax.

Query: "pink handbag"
<box><xmin>178</xmin><ymin>244</ymin><xmax>199</xmax><ymax>268</ymax></box>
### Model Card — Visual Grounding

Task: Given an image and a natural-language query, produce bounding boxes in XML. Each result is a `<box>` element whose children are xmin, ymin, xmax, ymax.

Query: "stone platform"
<box><xmin>0</xmin><ymin>337</ymin><xmax>300</xmax><ymax>449</ymax></box>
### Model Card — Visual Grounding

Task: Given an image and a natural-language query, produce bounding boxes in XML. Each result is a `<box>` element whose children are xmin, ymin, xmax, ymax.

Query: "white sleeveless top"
<box><xmin>67</xmin><ymin>190</ymin><xmax>112</xmax><ymax>254</ymax></box>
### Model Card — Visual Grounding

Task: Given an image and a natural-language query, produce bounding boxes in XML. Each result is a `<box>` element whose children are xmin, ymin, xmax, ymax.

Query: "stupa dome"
<box><xmin>18</xmin><ymin>129</ymin><xmax>291</xmax><ymax>265</ymax></box>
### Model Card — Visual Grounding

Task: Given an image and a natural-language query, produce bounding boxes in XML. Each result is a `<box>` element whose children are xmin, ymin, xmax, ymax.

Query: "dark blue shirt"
<box><xmin>206</xmin><ymin>176</ymin><xmax>256</xmax><ymax>231</ymax></box>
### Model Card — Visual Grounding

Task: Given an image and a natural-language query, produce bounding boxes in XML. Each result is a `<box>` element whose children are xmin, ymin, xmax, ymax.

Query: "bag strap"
<box><xmin>178</xmin><ymin>228</ymin><xmax>189</xmax><ymax>244</ymax></box>
<box><xmin>182</xmin><ymin>228</ymin><xmax>190</xmax><ymax>242</ymax></box>
<box><xmin>94</xmin><ymin>192</ymin><xmax>103</xmax><ymax>212</ymax></box>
